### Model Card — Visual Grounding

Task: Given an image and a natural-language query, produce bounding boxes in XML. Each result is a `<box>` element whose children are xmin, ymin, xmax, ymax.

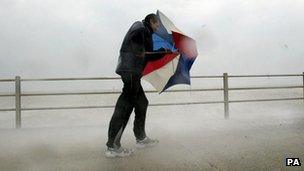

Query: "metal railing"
<box><xmin>0</xmin><ymin>72</ymin><xmax>303</xmax><ymax>128</ymax></box>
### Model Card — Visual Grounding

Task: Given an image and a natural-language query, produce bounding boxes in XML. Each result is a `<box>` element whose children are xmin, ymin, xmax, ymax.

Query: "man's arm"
<box><xmin>129</xmin><ymin>28</ymin><xmax>177</xmax><ymax>60</ymax></box>
<box><xmin>145</xmin><ymin>48</ymin><xmax>169</xmax><ymax>61</ymax></box>
<box><xmin>129</xmin><ymin>28</ymin><xmax>146</xmax><ymax>57</ymax></box>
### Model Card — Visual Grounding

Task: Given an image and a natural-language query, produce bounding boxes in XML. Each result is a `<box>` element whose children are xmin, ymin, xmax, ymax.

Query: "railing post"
<box><xmin>223</xmin><ymin>73</ymin><xmax>229</xmax><ymax>119</ymax></box>
<box><xmin>15</xmin><ymin>76</ymin><xmax>21</xmax><ymax>129</ymax></box>
<box><xmin>303</xmin><ymin>72</ymin><xmax>304</xmax><ymax>103</ymax></box>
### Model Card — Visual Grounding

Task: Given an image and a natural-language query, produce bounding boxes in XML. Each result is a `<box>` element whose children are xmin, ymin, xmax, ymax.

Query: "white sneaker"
<box><xmin>104</xmin><ymin>146</ymin><xmax>134</xmax><ymax>158</ymax></box>
<box><xmin>136</xmin><ymin>137</ymin><xmax>159</xmax><ymax>149</ymax></box>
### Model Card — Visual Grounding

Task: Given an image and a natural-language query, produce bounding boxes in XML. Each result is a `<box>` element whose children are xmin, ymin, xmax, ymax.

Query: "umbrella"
<box><xmin>142</xmin><ymin>10</ymin><xmax>198</xmax><ymax>93</ymax></box>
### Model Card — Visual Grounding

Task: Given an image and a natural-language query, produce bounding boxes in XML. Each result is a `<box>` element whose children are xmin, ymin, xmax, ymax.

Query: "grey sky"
<box><xmin>0</xmin><ymin>0</ymin><xmax>303</xmax><ymax>78</ymax></box>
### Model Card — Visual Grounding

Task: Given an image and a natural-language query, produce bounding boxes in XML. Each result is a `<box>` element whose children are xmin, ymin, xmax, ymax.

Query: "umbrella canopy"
<box><xmin>142</xmin><ymin>10</ymin><xmax>198</xmax><ymax>93</ymax></box>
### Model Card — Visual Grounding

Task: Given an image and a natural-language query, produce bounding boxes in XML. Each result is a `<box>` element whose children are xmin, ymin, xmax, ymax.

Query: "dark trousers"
<box><xmin>106</xmin><ymin>72</ymin><xmax>148</xmax><ymax>148</ymax></box>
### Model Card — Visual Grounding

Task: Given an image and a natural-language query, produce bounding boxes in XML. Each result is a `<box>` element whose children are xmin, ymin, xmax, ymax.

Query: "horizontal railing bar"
<box><xmin>18</xmin><ymin>97</ymin><xmax>304</xmax><ymax>111</ymax></box>
<box><xmin>1</xmin><ymin>86</ymin><xmax>302</xmax><ymax>97</ymax></box>
<box><xmin>19</xmin><ymin>85</ymin><xmax>303</xmax><ymax>96</ymax></box>
<box><xmin>149</xmin><ymin>88</ymin><xmax>223</xmax><ymax>92</ymax></box>
<box><xmin>0</xmin><ymin>108</ymin><xmax>15</xmax><ymax>111</ymax></box>
<box><xmin>21</xmin><ymin>101</ymin><xmax>224</xmax><ymax>111</ymax></box>
<box><xmin>22</xmin><ymin>106</ymin><xmax>114</xmax><ymax>110</ymax></box>
<box><xmin>0</xmin><ymin>93</ymin><xmax>15</xmax><ymax>97</ymax></box>
<box><xmin>2</xmin><ymin>97</ymin><xmax>303</xmax><ymax>111</ymax></box>
<box><xmin>0</xmin><ymin>79</ymin><xmax>15</xmax><ymax>82</ymax></box>
<box><xmin>149</xmin><ymin>101</ymin><xmax>224</xmax><ymax>106</ymax></box>
<box><xmin>22</xmin><ymin>92</ymin><xmax>120</xmax><ymax>96</ymax></box>
<box><xmin>229</xmin><ymin>74</ymin><xmax>304</xmax><ymax>78</ymax></box>
<box><xmin>191</xmin><ymin>75</ymin><xmax>223</xmax><ymax>78</ymax></box>
<box><xmin>230</xmin><ymin>97</ymin><xmax>304</xmax><ymax>103</ymax></box>
<box><xmin>21</xmin><ymin>76</ymin><xmax>223</xmax><ymax>81</ymax></box>
<box><xmin>229</xmin><ymin>85</ymin><xmax>303</xmax><ymax>90</ymax></box>
<box><xmin>1</xmin><ymin>74</ymin><xmax>304</xmax><ymax>82</ymax></box>
<box><xmin>21</xmin><ymin>88</ymin><xmax>223</xmax><ymax>96</ymax></box>
<box><xmin>21</xmin><ymin>77</ymin><xmax>120</xmax><ymax>81</ymax></box>
<box><xmin>21</xmin><ymin>76</ymin><xmax>224</xmax><ymax>81</ymax></box>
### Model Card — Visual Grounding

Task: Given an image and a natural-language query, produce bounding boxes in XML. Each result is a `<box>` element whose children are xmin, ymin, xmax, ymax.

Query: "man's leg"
<box><xmin>133</xmin><ymin>84</ymin><xmax>148</xmax><ymax>141</ymax></box>
<box><xmin>133</xmin><ymin>82</ymin><xmax>159</xmax><ymax>148</ymax></box>
<box><xmin>106</xmin><ymin>73</ymin><xmax>135</xmax><ymax>148</ymax></box>
<box><xmin>106</xmin><ymin>92</ymin><xmax>133</xmax><ymax>148</ymax></box>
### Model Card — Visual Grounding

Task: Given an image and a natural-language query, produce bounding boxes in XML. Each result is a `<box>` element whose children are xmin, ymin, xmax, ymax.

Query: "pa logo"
<box><xmin>286</xmin><ymin>158</ymin><xmax>301</xmax><ymax>166</ymax></box>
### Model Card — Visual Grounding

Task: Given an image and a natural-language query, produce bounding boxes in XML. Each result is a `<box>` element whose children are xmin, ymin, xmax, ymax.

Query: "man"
<box><xmin>105</xmin><ymin>13</ymin><xmax>173</xmax><ymax>158</ymax></box>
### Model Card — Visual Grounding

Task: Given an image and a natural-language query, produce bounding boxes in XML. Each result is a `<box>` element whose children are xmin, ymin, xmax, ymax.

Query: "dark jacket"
<box><xmin>115</xmin><ymin>20</ymin><xmax>165</xmax><ymax>76</ymax></box>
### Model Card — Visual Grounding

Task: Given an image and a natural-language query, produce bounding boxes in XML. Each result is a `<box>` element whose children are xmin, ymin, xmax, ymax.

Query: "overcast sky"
<box><xmin>0</xmin><ymin>0</ymin><xmax>303</xmax><ymax>78</ymax></box>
